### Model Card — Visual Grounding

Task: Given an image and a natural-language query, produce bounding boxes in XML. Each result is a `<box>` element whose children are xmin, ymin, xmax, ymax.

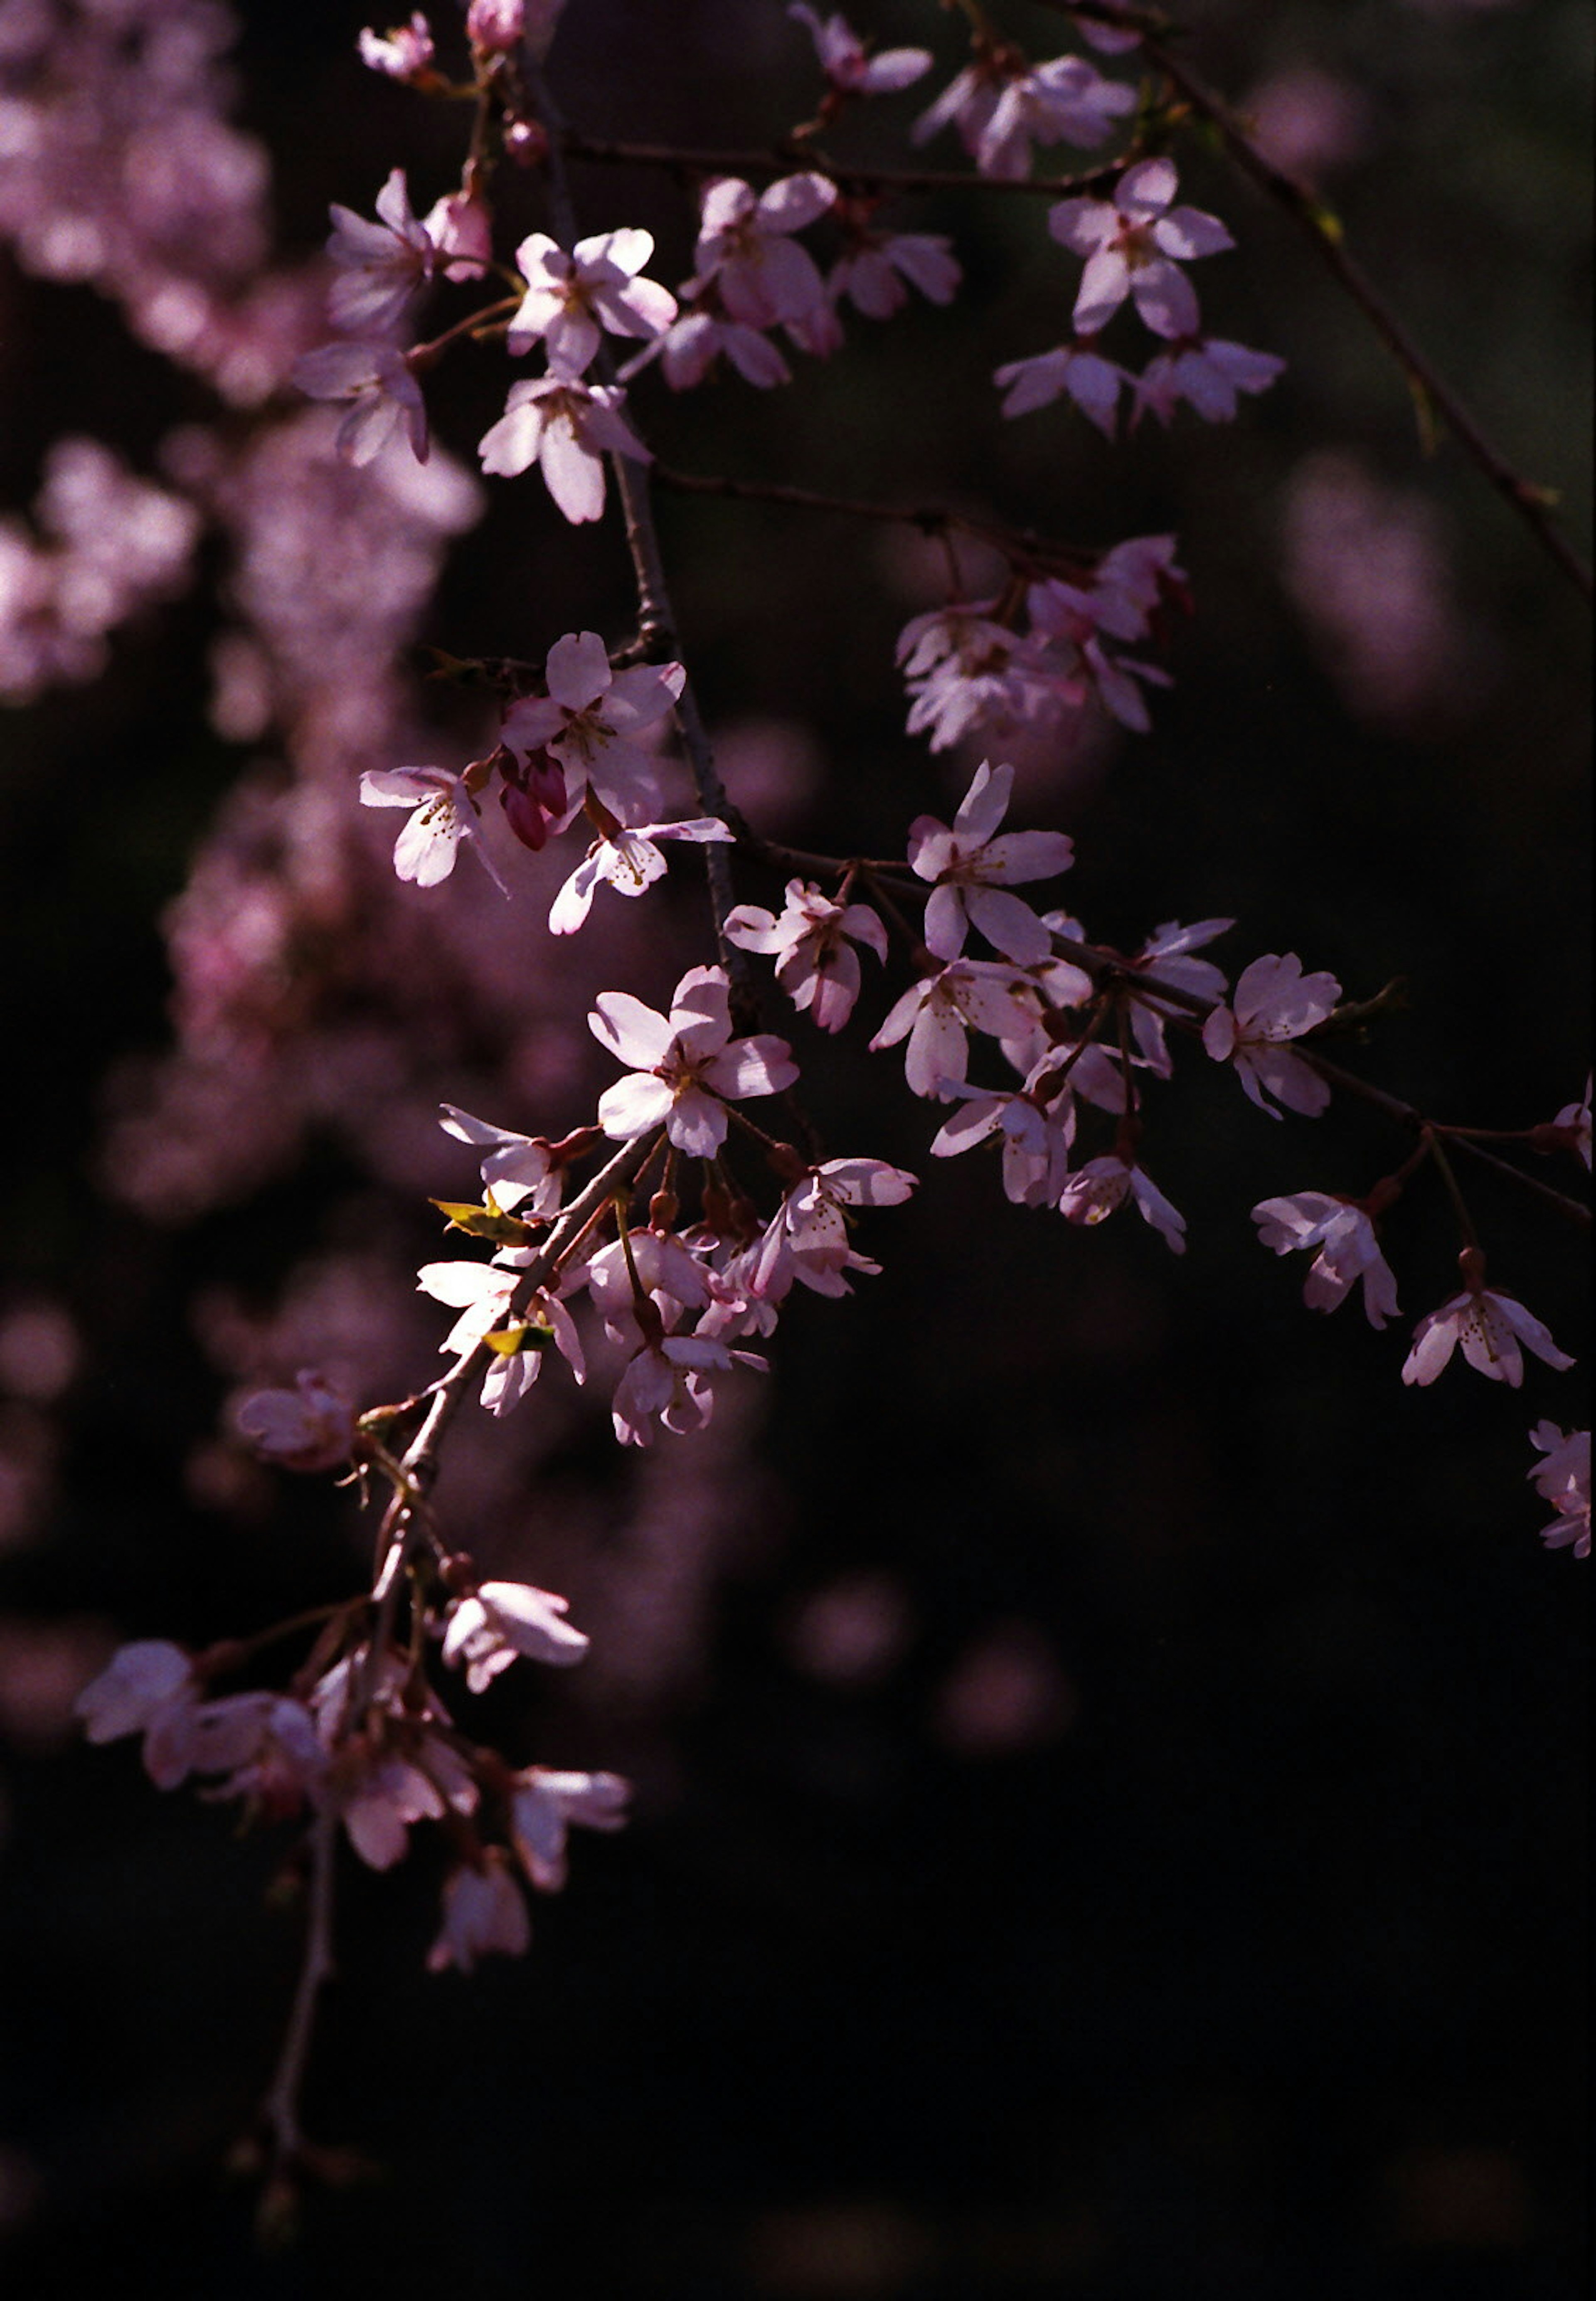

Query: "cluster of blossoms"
<box><xmin>700</xmin><ymin>759</ymin><xmax>1579</xmax><ymax>1462</ymax></box>
<box><xmin>414</xmin><ymin>965</ymin><xmax>914</xmax><ymax>1444</ymax></box>
<box><xmin>912</xmin><ymin>22</ymin><xmax>1139</xmax><ymax>182</ymax></box>
<box><xmin>1527</xmin><ymin>1424</ymin><xmax>1590</xmax><ymax>1559</ymax></box>
<box><xmin>74</xmin><ymin>1616</ymin><xmax>627</xmax><ymax>1973</ymax></box>
<box><xmin>995</xmin><ymin>159</ymin><xmax>1285</xmax><ymax>437</ymax></box>
<box><xmin>0</xmin><ymin>437</ymin><xmax>200</xmax><ymax>702</ymax></box>
<box><xmin>56</xmin><ymin>0</ymin><xmax>1585</xmax><ymax>2202</ymax></box>
<box><xmin>896</xmin><ymin>535</ymin><xmax>1188</xmax><ymax>751</ymax></box>
<box><xmin>358</xmin><ymin>626</ymin><xmax>709</xmax><ymax>902</ymax></box>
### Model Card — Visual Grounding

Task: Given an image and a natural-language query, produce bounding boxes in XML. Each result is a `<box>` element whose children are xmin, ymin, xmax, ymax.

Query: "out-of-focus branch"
<box><xmin>559</xmin><ymin>132</ymin><xmax>1121</xmax><ymax>201</ymax></box>
<box><xmin>651</xmin><ymin>463</ymin><xmax>1095</xmax><ymax>575</ymax></box>
<box><xmin>258</xmin><ymin>1804</ymin><xmax>338</xmax><ymax>2186</ymax></box>
<box><xmin>1032</xmin><ymin>2</ymin><xmax>1594</xmax><ymax>599</ymax></box>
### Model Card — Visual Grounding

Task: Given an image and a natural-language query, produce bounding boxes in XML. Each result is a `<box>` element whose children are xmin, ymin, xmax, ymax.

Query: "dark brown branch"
<box><xmin>1082</xmin><ymin>15</ymin><xmax>1595</xmax><ymax>599</ymax></box>
<box><xmin>651</xmin><ymin>463</ymin><xmax>1095</xmax><ymax>575</ymax></box>
<box><xmin>560</xmin><ymin>131</ymin><xmax>1122</xmax><ymax>202</ymax></box>
<box><xmin>525</xmin><ymin>74</ymin><xmax>754</xmax><ymax>991</ymax></box>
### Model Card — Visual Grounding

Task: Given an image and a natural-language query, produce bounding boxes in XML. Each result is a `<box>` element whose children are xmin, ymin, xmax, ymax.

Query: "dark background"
<box><xmin>0</xmin><ymin>2</ymin><xmax>1588</xmax><ymax>2295</ymax></box>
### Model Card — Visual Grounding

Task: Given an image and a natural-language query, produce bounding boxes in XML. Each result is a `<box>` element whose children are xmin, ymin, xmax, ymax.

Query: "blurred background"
<box><xmin>0</xmin><ymin>0</ymin><xmax>1588</xmax><ymax>2294</ymax></box>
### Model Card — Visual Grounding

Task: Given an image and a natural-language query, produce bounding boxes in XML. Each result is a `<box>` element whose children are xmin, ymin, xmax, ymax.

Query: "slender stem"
<box><xmin>398</xmin><ymin>1133</ymin><xmax>661</xmax><ymax>1493</ymax></box>
<box><xmin>1066</xmin><ymin>942</ymin><xmax>1591</xmax><ymax>1229</ymax></box>
<box><xmin>409</xmin><ymin>293</ymin><xmax>521</xmax><ymax>365</ymax></box>
<box><xmin>259</xmin><ymin>1804</ymin><xmax>339</xmax><ymax>2174</ymax></box>
<box><xmin>651</xmin><ymin>462</ymin><xmax>1096</xmax><ymax>575</ymax></box>
<box><xmin>1425</xmin><ymin>1129</ymin><xmax>1480</xmax><ymax>1252</ymax></box>
<box><xmin>559</xmin><ymin>131</ymin><xmax>1123</xmax><ymax>202</ymax></box>
<box><xmin>1102</xmin><ymin>18</ymin><xmax>1593</xmax><ymax>599</ymax></box>
<box><xmin>525</xmin><ymin>66</ymin><xmax>750</xmax><ymax>993</ymax></box>
<box><xmin>1444</xmin><ymin>1132</ymin><xmax>1592</xmax><ymax>1227</ymax></box>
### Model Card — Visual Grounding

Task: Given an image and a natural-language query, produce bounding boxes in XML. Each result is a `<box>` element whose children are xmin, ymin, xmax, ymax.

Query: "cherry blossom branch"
<box><xmin>525</xmin><ymin>67</ymin><xmax>749</xmax><ymax>992</ymax></box>
<box><xmin>650</xmin><ymin>463</ymin><xmax>1095</xmax><ymax>574</ymax></box>
<box><xmin>259</xmin><ymin>1802</ymin><xmax>338</xmax><ymax>2183</ymax></box>
<box><xmin>1079</xmin><ymin>13</ymin><xmax>1596</xmax><ymax>599</ymax></box>
<box><xmin>251</xmin><ymin>1133</ymin><xmax>661</xmax><ymax>2178</ymax></box>
<box><xmin>559</xmin><ymin>131</ymin><xmax>1123</xmax><ymax>202</ymax></box>
<box><xmin>1065</xmin><ymin>940</ymin><xmax>1592</xmax><ymax>1228</ymax></box>
<box><xmin>375</xmin><ymin>1129</ymin><xmax>663</xmax><ymax>1562</ymax></box>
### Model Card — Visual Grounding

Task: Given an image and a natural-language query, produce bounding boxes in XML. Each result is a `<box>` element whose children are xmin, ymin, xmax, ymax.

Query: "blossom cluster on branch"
<box><xmin>10</xmin><ymin>0</ymin><xmax>1581</xmax><ymax>2203</ymax></box>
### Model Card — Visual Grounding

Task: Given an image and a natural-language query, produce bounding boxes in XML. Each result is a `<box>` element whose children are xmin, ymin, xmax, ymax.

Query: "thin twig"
<box><xmin>1049</xmin><ymin>939</ymin><xmax>1593</xmax><ymax>1228</ymax></box>
<box><xmin>559</xmin><ymin>131</ymin><xmax>1122</xmax><ymax>202</ymax></box>
<box><xmin>1107</xmin><ymin>19</ymin><xmax>1593</xmax><ymax>599</ymax></box>
<box><xmin>259</xmin><ymin>1804</ymin><xmax>339</xmax><ymax>2174</ymax></box>
<box><xmin>651</xmin><ymin>463</ymin><xmax>1096</xmax><ymax>574</ymax></box>
<box><xmin>527</xmin><ymin>72</ymin><xmax>752</xmax><ymax>995</ymax></box>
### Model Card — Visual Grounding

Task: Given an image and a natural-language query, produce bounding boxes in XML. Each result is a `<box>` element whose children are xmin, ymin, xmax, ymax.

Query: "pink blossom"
<box><xmin>693</xmin><ymin>174</ymin><xmax>835</xmax><ymax>330</ymax></box>
<box><xmin>584</xmin><ymin>1226</ymin><xmax>714</xmax><ymax>1344</ymax></box>
<box><xmin>326</xmin><ymin>168</ymin><xmax>436</xmax><ymax>335</ymax></box>
<box><xmin>427</xmin><ymin>1854</ymin><xmax>531</xmax><ymax>1973</ymax></box>
<box><xmin>870</xmin><ymin>959</ymin><xmax>1038</xmax><ymax>1098</ymax></box>
<box><xmin>320</xmin><ymin>1696</ymin><xmax>478</xmax><ymax>1870</ymax></box>
<box><xmin>507</xmin><ymin>229</ymin><xmax>677</xmax><ymax>376</ymax></box>
<box><xmin>1119</xmin><ymin>916</ymin><xmax>1232</xmax><ymax>1073</ymax></box>
<box><xmin>911</xmin><ymin>64</ymin><xmax>1007</xmax><ymax>167</ymax></box>
<box><xmin>1527</xmin><ymin>1423</ymin><xmax>1590</xmax><ymax>1558</ymax></box>
<box><xmin>973</xmin><ymin>56</ymin><xmax>1138</xmax><ymax>179</ymax></box>
<box><xmin>1407</xmin><ymin>1288</ymin><xmax>1582</xmax><ymax>1389</ymax></box>
<box><xmin>611</xmin><ymin>1332</ymin><xmax>767</xmax><ymax>1447</ymax></box>
<box><xmin>789</xmin><ymin>7</ymin><xmax>932</xmax><ymax>95</ymax></box>
<box><xmin>724</xmin><ymin>880</ymin><xmax>888</xmax><ymax>1032</ymax></box>
<box><xmin>752</xmin><ymin>1158</ymin><xmax>918</xmax><ymax>1300</ymax></box>
<box><xmin>415</xmin><ymin>1260</ymin><xmax>584</xmax><ymax>1412</ymax></box>
<box><xmin>294</xmin><ymin>340</ymin><xmax>428</xmax><ymax>465</ymax></box>
<box><xmin>358</xmin><ymin>16</ymin><xmax>436</xmax><ymax>82</ymax></box>
<box><xmin>424</xmin><ymin>188</ymin><xmax>492</xmax><ymax>282</ymax></box>
<box><xmin>929</xmin><ymin>1042</ymin><xmax>1114</xmax><ymax>1205</ymax></box>
<box><xmin>1059</xmin><ymin>1154</ymin><xmax>1187</xmax><ymax>1254</ymax></box>
<box><xmin>695</xmin><ymin>1238</ymin><xmax>788</xmax><ymax>1342</ymax></box>
<box><xmin>467</xmin><ymin>0</ymin><xmax>527</xmax><ymax>55</ymax></box>
<box><xmin>1134</xmin><ymin>337</ymin><xmax>1286</xmax><ymax>426</ymax></box>
<box><xmin>1024</xmin><ymin>574</ymin><xmax>1172</xmax><ymax>732</ymax></box>
<box><xmin>590</xmin><ymin>965</ymin><xmax>799</xmax><ymax>1158</ymax></box>
<box><xmin>897</xmin><ymin>600</ymin><xmax>1074</xmax><ymax>753</ymax></box>
<box><xmin>478</xmin><ymin>377</ymin><xmax>650</xmax><ymax>524</ymax></box>
<box><xmin>994</xmin><ymin>340</ymin><xmax>1127</xmax><ymax>434</ymax></box>
<box><xmin>236</xmin><ymin>1370</ymin><xmax>357</xmax><ymax>1470</ymax></box>
<box><xmin>74</xmin><ymin>1640</ymin><xmax>200</xmax><ymax>1789</ymax></box>
<box><xmin>830</xmin><ymin>231</ymin><xmax>960</xmax><ymax>320</ymax></box>
<box><xmin>441</xmin><ymin>1580</ymin><xmax>591</xmax><ymax>1692</ymax></box>
<box><xmin>916</xmin><ymin>56</ymin><xmax>1134</xmax><ymax>179</ymax></box>
<box><xmin>359</xmin><ymin>764</ymin><xmax>510</xmax><ymax>894</ymax></box>
<box><xmin>908</xmin><ymin>759</ymin><xmax>1074</xmax><ymax>966</ymax></box>
<box><xmin>1076</xmin><ymin>7</ymin><xmax>1143</xmax><ymax>54</ymax></box>
<box><xmin>931</xmin><ymin>1084</ymin><xmax>1067</xmax><ymax>1203</ymax></box>
<box><xmin>779</xmin><ymin>291</ymin><xmax>842</xmax><ymax>362</ymax></box>
<box><xmin>438</xmin><ymin>1106</ymin><xmax>565</xmax><ymax>1215</ymax></box>
<box><xmin>1093</xmin><ymin>532</ymin><xmax>1189</xmax><ymax>633</ymax></box>
<box><xmin>1050</xmin><ymin>160</ymin><xmax>1233</xmax><ymax>339</ymax></box>
<box><xmin>624</xmin><ymin>309</ymin><xmax>793</xmax><ymax>391</ymax></box>
<box><xmin>194</xmin><ymin>1693</ymin><xmax>325</xmax><ymax>1817</ymax></box>
<box><xmin>510</xmin><ymin>1768</ymin><xmax>631</xmax><ymax>1890</ymax></box>
<box><xmin>1202</xmin><ymin>953</ymin><xmax>1340</xmax><ymax>1118</ymax></box>
<box><xmin>1252</xmin><ymin>1192</ymin><xmax>1400</xmax><ymax>1328</ymax></box>
<box><xmin>549</xmin><ymin>817</ymin><xmax>733</xmax><ymax>935</ymax></box>
<box><xmin>498</xmin><ymin>746</ymin><xmax>570</xmax><ymax>852</ymax></box>
<box><xmin>1548</xmin><ymin>1076</ymin><xmax>1591</xmax><ymax>1169</ymax></box>
<box><xmin>1401</xmin><ymin>1286</ymin><xmax>1574</xmax><ymax>1388</ymax></box>
<box><xmin>500</xmin><ymin>631</ymin><xmax>684</xmax><ymax>815</ymax></box>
